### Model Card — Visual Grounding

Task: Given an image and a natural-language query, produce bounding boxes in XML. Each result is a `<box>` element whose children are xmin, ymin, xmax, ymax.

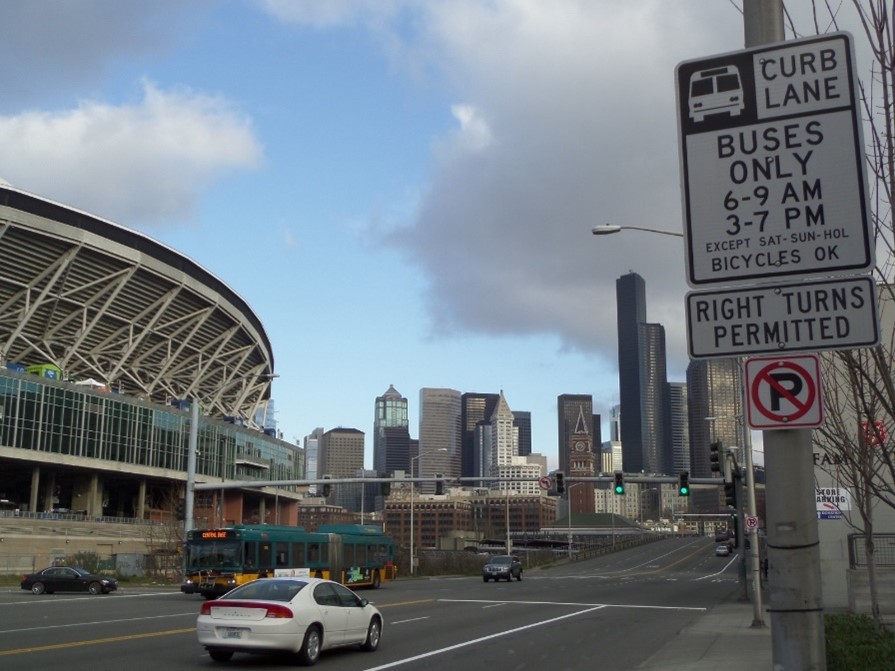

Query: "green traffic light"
<box><xmin>614</xmin><ymin>485</ymin><xmax>624</xmax><ymax>495</ymax></box>
<box><xmin>679</xmin><ymin>486</ymin><xmax>689</xmax><ymax>496</ymax></box>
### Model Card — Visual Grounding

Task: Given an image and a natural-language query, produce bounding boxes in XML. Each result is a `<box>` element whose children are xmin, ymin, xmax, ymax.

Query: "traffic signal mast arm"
<box><xmin>194</xmin><ymin>474</ymin><xmax>730</xmax><ymax>491</ymax></box>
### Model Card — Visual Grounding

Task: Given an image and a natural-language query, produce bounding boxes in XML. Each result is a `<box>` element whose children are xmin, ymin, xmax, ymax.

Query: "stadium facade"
<box><xmin>0</xmin><ymin>183</ymin><xmax>305</xmax><ymax>544</ymax></box>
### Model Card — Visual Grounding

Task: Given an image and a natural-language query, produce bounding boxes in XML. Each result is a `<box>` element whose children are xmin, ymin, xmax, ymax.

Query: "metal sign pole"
<box><xmin>744</xmin><ymin>1</ymin><xmax>826</xmax><ymax>667</ymax></box>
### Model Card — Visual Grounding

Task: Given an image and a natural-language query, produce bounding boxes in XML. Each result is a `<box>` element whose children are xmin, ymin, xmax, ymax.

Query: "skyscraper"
<box><xmin>461</xmin><ymin>392</ymin><xmax>499</xmax><ymax>477</ymax></box>
<box><xmin>303</xmin><ymin>427</ymin><xmax>324</xmax><ymax>495</ymax></box>
<box><xmin>616</xmin><ymin>272</ymin><xmax>670</xmax><ymax>474</ymax></box>
<box><xmin>557</xmin><ymin>394</ymin><xmax>593</xmax><ymax>477</ymax></box>
<box><xmin>641</xmin><ymin>322</ymin><xmax>670</xmax><ymax>474</ymax></box>
<box><xmin>418</xmin><ymin>388</ymin><xmax>462</xmax><ymax>493</ymax></box>
<box><xmin>320</xmin><ymin>427</ymin><xmax>364</xmax><ymax>511</ymax></box>
<box><xmin>514</xmin><ymin>411</ymin><xmax>532</xmax><ymax>456</ymax></box>
<box><xmin>487</xmin><ymin>390</ymin><xmax>518</xmax><ymax>479</ymax></box>
<box><xmin>667</xmin><ymin>382</ymin><xmax>690</xmax><ymax>475</ymax></box>
<box><xmin>373</xmin><ymin>384</ymin><xmax>411</xmax><ymax>476</ymax></box>
<box><xmin>687</xmin><ymin>359</ymin><xmax>747</xmax><ymax>478</ymax></box>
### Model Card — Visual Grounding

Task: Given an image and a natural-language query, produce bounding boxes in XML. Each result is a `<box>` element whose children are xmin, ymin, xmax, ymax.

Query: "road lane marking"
<box><xmin>361</xmin><ymin>604</ymin><xmax>609</xmax><ymax>670</ymax></box>
<box><xmin>373</xmin><ymin>599</ymin><xmax>435</xmax><ymax>608</ymax></box>
<box><xmin>390</xmin><ymin>617</ymin><xmax>431</xmax><ymax>625</ymax></box>
<box><xmin>441</xmin><ymin>599</ymin><xmax>706</xmax><ymax>612</ymax></box>
<box><xmin>0</xmin><ymin>612</ymin><xmax>196</xmax><ymax>635</ymax></box>
<box><xmin>0</xmin><ymin>628</ymin><xmax>195</xmax><ymax>656</ymax></box>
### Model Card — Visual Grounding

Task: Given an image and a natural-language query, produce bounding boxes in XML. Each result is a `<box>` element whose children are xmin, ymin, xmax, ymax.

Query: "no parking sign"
<box><xmin>745</xmin><ymin>354</ymin><xmax>823</xmax><ymax>429</ymax></box>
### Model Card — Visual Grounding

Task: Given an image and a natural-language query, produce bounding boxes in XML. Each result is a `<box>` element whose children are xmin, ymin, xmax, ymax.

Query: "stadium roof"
<box><xmin>0</xmin><ymin>184</ymin><xmax>275</xmax><ymax>427</ymax></box>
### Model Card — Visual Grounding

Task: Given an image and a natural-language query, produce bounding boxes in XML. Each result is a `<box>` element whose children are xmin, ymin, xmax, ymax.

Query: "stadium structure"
<box><xmin>0</xmin><ymin>183</ymin><xmax>305</xmax><ymax>570</ymax></box>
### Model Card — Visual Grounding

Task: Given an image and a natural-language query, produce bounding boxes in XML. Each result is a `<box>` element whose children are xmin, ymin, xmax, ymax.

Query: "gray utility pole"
<box><xmin>744</xmin><ymin>1</ymin><xmax>827</xmax><ymax>668</ymax></box>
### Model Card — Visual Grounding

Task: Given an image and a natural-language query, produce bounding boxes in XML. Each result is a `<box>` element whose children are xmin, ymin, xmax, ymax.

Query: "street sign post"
<box><xmin>686</xmin><ymin>275</ymin><xmax>879</xmax><ymax>358</ymax></box>
<box><xmin>745</xmin><ymin>354</ymin><xmax>824</xmax><ymax>429</ymax></box>
<box><xmin>676</xmin><ymin>32</ymin><xmax>873</xmax><ymax>288</ymax></box>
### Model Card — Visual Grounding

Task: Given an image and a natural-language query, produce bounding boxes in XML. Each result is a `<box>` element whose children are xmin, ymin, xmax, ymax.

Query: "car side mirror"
<box><xmin>359</xmin><ymin>598</ymin><xmax>369</xmax><ymax>607</ymax></box>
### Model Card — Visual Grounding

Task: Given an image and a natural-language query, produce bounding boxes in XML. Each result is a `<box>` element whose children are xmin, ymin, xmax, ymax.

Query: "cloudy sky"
<box><xmin>0</xmin><ymin>1</ymin><xmax>860</xmax><ymax>468</ymax></box>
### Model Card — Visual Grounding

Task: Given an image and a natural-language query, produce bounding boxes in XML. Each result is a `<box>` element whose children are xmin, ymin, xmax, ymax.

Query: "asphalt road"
<box><xmin>0</xmin><ymin>536</ymin><xmax>740</xmax><ymax>671</ymax></box>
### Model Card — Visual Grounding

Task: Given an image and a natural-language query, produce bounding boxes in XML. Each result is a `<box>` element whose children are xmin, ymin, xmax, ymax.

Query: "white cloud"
<box><xmin>362</xmin><ymin>1</ymin><xmax>745</xmax><ymax>376</ymax></box>
<box><xmin>0</xmin><ymin>81</ymin><xmax>262</xmax><ymax>228</ymax></box>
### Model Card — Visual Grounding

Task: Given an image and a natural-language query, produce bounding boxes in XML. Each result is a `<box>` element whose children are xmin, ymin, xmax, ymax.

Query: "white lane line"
<box><xmin>441</xmin><ymin>599</ymin><xmax>706</xmax><ymax>612</ymax></box>
<box><xmin>692</xmin><ymin>555</ymin><xmax>740</xmax><ymax>580</ymax></box>
<box><xmin>0</xmin><ymin>612</ymin><xmax>196</xmax><ymax>635</ymax></box>
<box><xmin>390</xmin><ymin>617</ymin><xmax>431</xmax><ymax>625</ymax></box>
<box><xmin>361</xmin><ymin>604</ymin><xmax>608</xmax><ymax>671</ymax></box>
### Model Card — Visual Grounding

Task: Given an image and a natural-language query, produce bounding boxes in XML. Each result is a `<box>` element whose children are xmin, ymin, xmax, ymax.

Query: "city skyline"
<box><xmin>0</xmin><ymin>3</ymin><xmax>800</xmax><ymax>472</ymax></box>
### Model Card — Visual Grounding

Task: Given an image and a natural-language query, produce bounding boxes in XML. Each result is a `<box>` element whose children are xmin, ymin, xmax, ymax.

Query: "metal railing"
<box><xmin>848</xmin><ymin>533</ymin><xmax>895</xmax><ymax>567</ymax></box>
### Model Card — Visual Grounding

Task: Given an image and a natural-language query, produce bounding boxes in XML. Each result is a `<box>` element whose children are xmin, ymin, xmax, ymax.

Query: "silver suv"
<box><xmin>482</xmin><ymin>555</ymin><xmax>523</xmax><ymax>582</ymax></box>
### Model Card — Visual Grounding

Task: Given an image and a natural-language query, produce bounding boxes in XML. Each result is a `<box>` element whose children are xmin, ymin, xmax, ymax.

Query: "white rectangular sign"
<box><xmin>816</xmin><ymin>487</ymin><xmax>850</xmax><ymax>519</ymax></box>
<box><xmin>686</xmin><ymin>275</ymin><xmax>879</xmax><ymax>358</ymax></box>
<box><xmin>676</xmin><ymin>32</ymin><xmax>873</xmax><ymax>287</ymax></box>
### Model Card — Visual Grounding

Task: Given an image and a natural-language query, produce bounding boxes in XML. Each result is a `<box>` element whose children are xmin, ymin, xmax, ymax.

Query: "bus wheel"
<box><xmin>372</xmin><ymin>571</ymin><xmax>381</xmax><ymax>589</ymax></box>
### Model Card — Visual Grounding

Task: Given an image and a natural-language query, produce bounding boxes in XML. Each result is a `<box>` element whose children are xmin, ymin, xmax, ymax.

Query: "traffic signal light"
<box><xmin>435</xmin><ymin>473</ymin><xmax>444</xmax><ymax>495</ymax></box>
<box><xmin>555</xmin><ymin>471</ymin><xmax>565</xmax><ymax>494</ymax></box>
<box><xmin>613</xmin><ymin>472</ymin><xmax>625</xmax><ymax>495</ymax></box>
<box><xmin>709</xmin><ymin>441</ymin><xmax>722</xmax><ymax>474</ymax></box>
<box><xmin>174</xmin><ymin>498</ymin><xmax>185</xmax><ymax>521</ymax></box>
<box><xmin>379</xmin><ymin>472</ymin><xmax>391</xmax><ymax>497</ymax></box>
<box><xmin>724</xmin><ymin>481</ymin><xmax>736</xmax><ymax>507</ymax></box>
<box><xmin>678</xmin><ymin>471</ymin><xmax>690</xmax><ymax>496</ymax></box>
<box><xmin>322</xmin><ymin>475</ymin><xmax>332</xmax><ymax>497</ymax></box>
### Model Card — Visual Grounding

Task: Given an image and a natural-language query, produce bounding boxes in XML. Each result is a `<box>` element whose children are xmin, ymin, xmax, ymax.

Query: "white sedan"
<box><xmin>196</xmin><ymin>576</ymin><xmax>383</xmax><ymax>665</ymax></box>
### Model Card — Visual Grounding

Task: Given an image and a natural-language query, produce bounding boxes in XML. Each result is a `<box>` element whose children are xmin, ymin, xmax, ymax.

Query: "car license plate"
<box><xmin>221</xmin><ymin>628</ymin><xmax>245</xmax><ymax>639</ymax></box>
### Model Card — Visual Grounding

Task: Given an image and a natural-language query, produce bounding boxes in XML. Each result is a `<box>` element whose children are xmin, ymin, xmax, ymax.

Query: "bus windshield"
<box><xmin>187</xmin><ymin>539</ymin><xmax>241</xmax><ymax>569</ymax></box>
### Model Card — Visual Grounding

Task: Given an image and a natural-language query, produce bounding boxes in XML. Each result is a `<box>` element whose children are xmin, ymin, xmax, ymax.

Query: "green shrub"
<box><xmin>826</xmin><ymin>613</ymin><xmax>895</xmax><ymax>671</ymax></box>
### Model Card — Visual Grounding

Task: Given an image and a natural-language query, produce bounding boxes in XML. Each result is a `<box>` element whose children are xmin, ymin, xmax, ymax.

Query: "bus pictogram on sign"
<box><xmin>745</xmin><ymin>354</ymin><xmax>823</xmax><ymax>429</ymax></box>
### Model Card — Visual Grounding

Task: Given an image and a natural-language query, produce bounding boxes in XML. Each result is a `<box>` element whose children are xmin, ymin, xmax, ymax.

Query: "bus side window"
<box><xmin>276</xmin><ymin>542</ymin><xmax>288</xmax><ymax>567</ymax></box>
<box><xmin>244</xmin><ymin>541</ymin><xmax>256</xmax><ymax>568</ymax></box>
<box><xmin>308</xmin><ymin>543</ymin><xmax>319</xmax><ymax>563</ymax></box>
<box><xmin>292</xmin><ymin>542</ymin><xmax>305</xmax><ymax>565</ymax></box>
<box><xmin>260</xmin><ymin>542</ymin><xmax>273</xmax><ymax>568</ymax></box>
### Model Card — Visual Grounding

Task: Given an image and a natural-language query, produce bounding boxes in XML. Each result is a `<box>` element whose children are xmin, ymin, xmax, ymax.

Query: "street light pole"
<box><xmin>505</xmin><ymin>484</ymin><xmax>511</xmax><ymax>555</ymax></box>
<box><xmin>409</xmin><ymin>454</ymin><xmax>420</xmax><ymax>577</ymax></box>
<box><xmin>409</xmin><ymin>449</ymin><xmax>445</xmax><ymax>576</ymax></box>
<box><xmin>184</xmin><ymin>373</ymin><xmax>277</xmax><ymax>535</ymax></box>
<box><xmin>591</xmin><ymin>224</ymin><xmax>684</xmax><ymax>238</ymax></box>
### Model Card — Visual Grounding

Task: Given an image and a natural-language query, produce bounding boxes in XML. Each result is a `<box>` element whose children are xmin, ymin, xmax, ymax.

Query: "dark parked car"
<box><xmin>482</xmin><ymin>555</ymin><xmax>523</xmax><ymax>582</ymax></box>
<box><xmin>21</xmin><ymin>566</ymin><xmax>118</xmax><ymax>595</ymax></box>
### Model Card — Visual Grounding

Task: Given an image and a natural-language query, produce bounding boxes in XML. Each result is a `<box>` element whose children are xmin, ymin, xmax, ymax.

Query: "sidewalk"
<box><xmin>637</xmin><ymin>597</ymin><xmax>771</xmax><ymax>670</ymax></box>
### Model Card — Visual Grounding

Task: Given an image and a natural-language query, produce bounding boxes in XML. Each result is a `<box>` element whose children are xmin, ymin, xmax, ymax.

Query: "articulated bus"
<box><xmin>181</xmin><ymin>523</ymin><xmax>396</xmax><ymax>598</ymax></box>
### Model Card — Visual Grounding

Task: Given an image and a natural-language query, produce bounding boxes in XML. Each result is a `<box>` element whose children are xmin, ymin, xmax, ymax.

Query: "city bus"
<box><xmin>181</xmin><ymin>523</ymin><xmax>396</xmax><ymax>598</ymax></box>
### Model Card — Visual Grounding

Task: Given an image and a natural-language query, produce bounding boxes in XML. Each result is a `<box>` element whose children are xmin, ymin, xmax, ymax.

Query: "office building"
<box><xmin>418</xmin><ymin>388</ymin><xmax>462</xmax><ymax>493</ymax></box>
<box><xmin>461</xmin><ymin>392</ymin><xmax>499</xmax><ymax>477</ymax></box>
<box><xmin>687</xmin><ymin>359</ymin><xmax>747</xmax><ymax>478</ymax></box>
<box><xmin>667</xmin><ymin>382</ymin><xmax>690</xmax><ymax>475</ymax></box>
<box><xmin>303</xmin><ymin>428</ymin><xmax>324</xmax><ymax>495</ymax></box>
<box><xmin>616</xmin><ymin>272</ymin><xmax>670</xmax><ymax>474</ymax></box>
<box><xmin>514</xmin><ymin>411</ymin><xmax>532</xmax><ymax>456</ymax></box>
<box><xmin>320</xmin><ymin>427</ymin><xmax>365</xmax><ymax>511</ymax></box>
<box><xmin>373</xmin><ymin>384</ymin><xmax>411</xmax><ymax>476</ymax></box>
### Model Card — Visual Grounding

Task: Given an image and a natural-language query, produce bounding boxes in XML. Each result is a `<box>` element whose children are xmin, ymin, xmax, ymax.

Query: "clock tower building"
<box><xmin>569</xmin><ymin>405</ymin><xmax>596</xmax><ymax>515</ymax></box>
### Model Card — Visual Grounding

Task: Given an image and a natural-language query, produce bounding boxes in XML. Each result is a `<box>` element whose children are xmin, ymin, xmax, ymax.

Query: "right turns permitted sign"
<box><xmin>745</xmin><ymin>354</ymin><xmax>823</xmax><ymax>429</ymax></box>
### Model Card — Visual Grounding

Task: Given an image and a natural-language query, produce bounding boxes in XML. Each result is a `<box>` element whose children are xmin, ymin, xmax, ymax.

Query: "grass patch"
<box><xmin>826</xmin><ymin>613</ymin><xmax>895</xmax><ymax>671</ymax></box>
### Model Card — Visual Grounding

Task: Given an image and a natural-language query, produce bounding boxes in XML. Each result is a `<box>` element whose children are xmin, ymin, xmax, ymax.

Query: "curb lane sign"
<box><xmin>686</xmin><ymin>275</ymin><xmax>879</xmax><ymax>358</ymax></box>
<box><xmin>676</xmin><ymin>32</ymin><xmax>873</xmax><ymax>288</ymax></box>
<box><xmin>745</xmin><ymin>354</ymin><xmax>823</xmax><ymax>429</ymax></box>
